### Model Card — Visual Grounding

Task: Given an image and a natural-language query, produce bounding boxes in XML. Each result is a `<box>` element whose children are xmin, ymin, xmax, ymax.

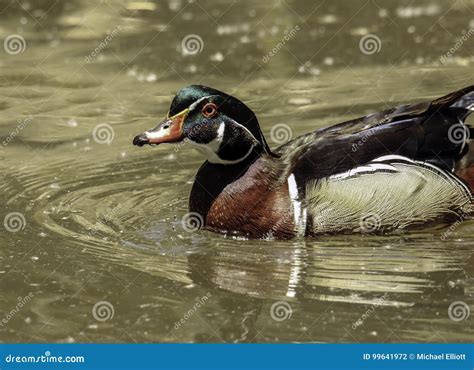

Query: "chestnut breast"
<box><xmin>205</xmin><ymin>175</ymin><xmax>296</xmax><ymax>239</ymax></box>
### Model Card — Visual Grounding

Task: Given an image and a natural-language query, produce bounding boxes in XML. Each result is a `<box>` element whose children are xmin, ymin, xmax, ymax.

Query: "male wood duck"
<box><xmin>133</xmin><ymin>85</ymin><xmax>474</xmax><ymax>239</ymax></box>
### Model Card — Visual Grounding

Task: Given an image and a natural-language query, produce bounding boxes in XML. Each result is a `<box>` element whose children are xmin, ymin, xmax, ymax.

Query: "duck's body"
<box><xmin>133</xmin><ymin>85</ymin><xmax>474</xmax><ymax>239</ymax></box>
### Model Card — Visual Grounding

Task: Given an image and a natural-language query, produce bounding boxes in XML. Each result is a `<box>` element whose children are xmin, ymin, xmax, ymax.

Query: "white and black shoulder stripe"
<box><xmin>287</xmin><ymin>174</ymin><xmax>307</xmax><ymax>237</ymax></box>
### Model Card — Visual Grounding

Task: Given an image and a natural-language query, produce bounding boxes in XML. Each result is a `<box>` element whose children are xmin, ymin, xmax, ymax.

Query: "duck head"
<box><xmin>132</xmin><ymin>85</ymin><xmax>275</xmax><ymax>164</ymax></box>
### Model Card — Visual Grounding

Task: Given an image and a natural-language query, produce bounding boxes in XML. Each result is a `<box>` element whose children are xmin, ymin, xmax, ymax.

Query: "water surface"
<box><xmin>0</xmin><ymin>0</ymin><xmax>473</xmax><ymax>343</ymax></box>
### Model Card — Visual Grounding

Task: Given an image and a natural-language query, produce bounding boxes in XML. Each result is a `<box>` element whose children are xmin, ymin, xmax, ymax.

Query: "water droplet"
<box><xmin>210</xmin><ymin>52</ymin><xmax>224</xmax><ymax>62</ymax></box>
<box><xmin>67</xmin><ymin>119</ymin><xmax>78</xmax><ymax>127</ymax></box>
<box><xmin>323</xmin><ymin>57</ymin><xmax>334</xmax><ymax>66</ymax></box>
<box><xmin>145</xmin><ymin>73</ymin><xmax>157</xmax><ymax>82</ymax></box>
<box><xmin>288</xmin><ymin>98</ymin><xmax>312</xmax><ymax>106</ymax></box>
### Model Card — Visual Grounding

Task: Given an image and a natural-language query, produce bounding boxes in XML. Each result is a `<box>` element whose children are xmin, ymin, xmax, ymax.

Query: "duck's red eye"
<box><xmin>202</xmin><ymin>103</ymin><xmax>217</xmax><ymax>118</ymax></box>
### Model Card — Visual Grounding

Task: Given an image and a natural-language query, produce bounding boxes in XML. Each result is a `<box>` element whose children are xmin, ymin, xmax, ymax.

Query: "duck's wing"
<box><xmin>283</xmin><ymin>86</ymin><xmax>474</xmax><ymax>187</ymax></box>
<box><xmin>304</xmin><ymin>155</ymin><xmax>473</xmax><ymax>235</ymax></box>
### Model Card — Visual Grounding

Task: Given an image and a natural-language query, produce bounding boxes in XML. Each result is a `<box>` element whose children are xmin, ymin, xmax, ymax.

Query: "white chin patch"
<box><xmin>187</xmin><ymin>122</ymin><xmax>226</xmax><ymax>163</ymax></box>
<box><xmin>187</xmin><ymin>122</ymin><xmax>254</xmax><ymax>165</ymax></box>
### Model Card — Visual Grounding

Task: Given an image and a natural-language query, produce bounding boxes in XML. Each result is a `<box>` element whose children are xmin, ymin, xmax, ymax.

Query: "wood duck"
<box><xmin>133</xmin><ymin>85</ymin><xmax>474</xmax><ymax>239</ymax></box>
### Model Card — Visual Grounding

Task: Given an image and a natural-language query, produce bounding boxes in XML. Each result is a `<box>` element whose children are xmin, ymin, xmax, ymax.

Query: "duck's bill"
<box><xmin>132</xmin><ymin>110</ymin><xmax>188</xmax><ymax>147</ymax></box>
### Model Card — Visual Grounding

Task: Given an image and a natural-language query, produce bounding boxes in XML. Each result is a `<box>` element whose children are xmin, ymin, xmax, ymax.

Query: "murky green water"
<box><xmin>1</xmin><ymin>0</ymin><xmax>473</xmax><ymax>343</ymax></box>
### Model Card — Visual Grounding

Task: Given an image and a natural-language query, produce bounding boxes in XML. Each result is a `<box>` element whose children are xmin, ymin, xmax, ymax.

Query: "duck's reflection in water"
<box><xmin>185</xmin><ymin>234</ymin><xmax>470</xmax><ymax>342</ymax></box>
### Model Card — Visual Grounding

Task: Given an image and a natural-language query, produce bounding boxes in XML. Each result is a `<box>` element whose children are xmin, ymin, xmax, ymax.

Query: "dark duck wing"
<box><xmin>278</xmin><ymin>86</ymin><xmax>474</xmax><ymax>235</ymax></box>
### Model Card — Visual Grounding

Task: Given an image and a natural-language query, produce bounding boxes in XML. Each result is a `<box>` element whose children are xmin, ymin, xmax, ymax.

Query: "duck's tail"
<box><xmin>444</xmin><ymin>86</ymin><xmax>474</xmax><ymax>189</ymax></box>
